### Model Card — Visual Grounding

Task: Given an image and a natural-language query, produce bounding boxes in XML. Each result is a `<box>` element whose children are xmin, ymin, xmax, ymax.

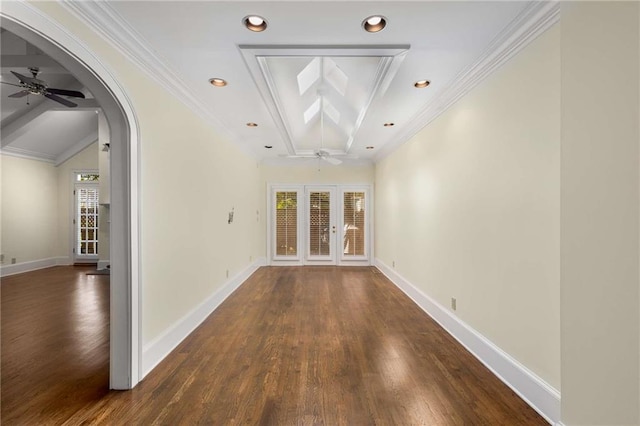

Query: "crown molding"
<box><xmin>1</xmin><ymin>145</ymin><xmax>56</xmax><ymax>163</ymax></box>
<box><xmin>374</xmin><ymin>1</ymin><xmax>560</xmax><ymax>162</ymax></box>
<box><xmin>58</xmin><ymin>1</ymin><xmax>258</xmax><ymax>160</ymax></box>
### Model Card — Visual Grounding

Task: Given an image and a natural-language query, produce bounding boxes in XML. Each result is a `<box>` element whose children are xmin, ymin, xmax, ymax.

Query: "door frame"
<box><xmin>73</xmin><ymin>175</ymin><xmax>100</xmax><ymax>263</ymax></box>
<box><xmin>268</xmin><ymin>183</ymin><xmax>373</xmax><ymax>266</ymax></box>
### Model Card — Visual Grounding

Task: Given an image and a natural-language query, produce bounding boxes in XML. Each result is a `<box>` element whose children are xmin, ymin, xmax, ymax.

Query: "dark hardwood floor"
<box><xmin>2</xmin><ymin>266</ymin><xmax>547</xmax><ymax>425</ymax></box>
<box><xmin>1</xmin><ymin>265</ymin><xmax>110</xmax><ymax>425</ymax></box>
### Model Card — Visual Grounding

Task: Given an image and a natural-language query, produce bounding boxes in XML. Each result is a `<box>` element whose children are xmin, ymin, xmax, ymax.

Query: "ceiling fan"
<box><xmin>1</xmin><ymin>67</ymin><xmax>85</xmax><ymax>108</ymax></box>
<box><xmin>285</xmin><ymin>148</ymin><xmax>357</xmax><ymax>165</ymax></box>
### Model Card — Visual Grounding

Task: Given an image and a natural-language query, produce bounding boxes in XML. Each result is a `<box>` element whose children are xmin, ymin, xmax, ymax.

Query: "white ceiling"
<box><xmin>1</xmin><ymin>1</ymin><xmax>559</xmax><ymax>166</ymax></box>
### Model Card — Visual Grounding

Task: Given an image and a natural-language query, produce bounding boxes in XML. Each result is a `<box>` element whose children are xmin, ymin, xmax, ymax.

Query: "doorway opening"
<box><xmin>74</xmin><ymin>172</ymin><xmax>100</xmax><ymax>264</ymax></box>
<box><xmin>1</xmin><ymin>5</ymin><xmax>140</xmax><ymax>389</ymax></box>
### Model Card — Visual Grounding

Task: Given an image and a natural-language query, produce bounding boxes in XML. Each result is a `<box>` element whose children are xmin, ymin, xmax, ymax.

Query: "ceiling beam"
<box><xmin>0</xmin><ymin>98</ymin><xmax>99</xmax><ymax>147</ymax></box>
<box><xmin>0</xmin><ymin>55</ymin><xmax>66</xmax><ymax>72</ymax></box>
<box><xmin>1</xmin><ymin>99</ymin><xmax>51</xmax><ymax>147</ymax></box>
<box><xmin>49</xmin><ymin>98</ymin><xmax>99</xmax><ymax>111</ymax></box>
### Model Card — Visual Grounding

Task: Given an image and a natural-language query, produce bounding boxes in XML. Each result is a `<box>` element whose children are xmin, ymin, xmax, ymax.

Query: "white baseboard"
<box><xmin>97</xmin><ymin>260</ymin><xmax>110</xmax><ymax>270</ymax></box>
<box><xmin>375</xmin><ymin>259</ymin><xmax>560</xmax><ymax>425</ymax></box>
<box><xmin>141</xmin><ymin>257</ymin><xmax>267</xmax><ymax>378</ymax></box>
<box><xmin>0</xmin><ymin>256</ymin><xmax>69</xmax><ymax>277</ymax></box>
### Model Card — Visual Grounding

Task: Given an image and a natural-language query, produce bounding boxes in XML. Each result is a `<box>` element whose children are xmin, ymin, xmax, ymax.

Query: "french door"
<box><xmin>269</xmin><ymin>184</ymin><xmax>371</xmax><ymax>265</ymax></box>
<box><xmin>74</xmin><ymin>183</ymin><xmax>99</xmax><ymax>263</ymax></box>
<box><xmin>306</xmin><ymin>186</ymin><xmax>337</xmax><ymax>264</ymax></box>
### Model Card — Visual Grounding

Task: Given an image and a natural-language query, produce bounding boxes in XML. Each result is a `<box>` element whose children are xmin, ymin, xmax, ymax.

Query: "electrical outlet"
<box><xmin>0</xmin><ymin>254</ymin><xmax>4</xmax><ymax>262</ymax></box>
<box><xmin>392</xmin><ymin>260</ymin><xmax>395</xmax><ymax>268</ymax></box>
<box><xmin>249</xmin><ymin>255</ymin><xmax>253</xmax><ymax>262</ymax></box>
<box><xmin>451</xmin><ymin>297</ymin><xmax>457</xmax><ymax>311</ymax></box>
<box><xmin>11</xmin><ymin>258</ymin><xmax>17</xmax><ymax>264</ymax></box>
<box><xmin>226</xmin><ymin>269</ymin><xmax>229</xmax><ymax>278</ymax></box>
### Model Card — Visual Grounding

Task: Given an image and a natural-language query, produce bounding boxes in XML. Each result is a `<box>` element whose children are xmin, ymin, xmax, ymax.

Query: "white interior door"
<box><xmin>305</xmin><ymin>186</ymin><xmax>337</xmax><ymax>264</ymax></box>
<box><xmin>74</xmin><ymin>183</ymin><xmax>99</xmax><ymax>263</ymax></box>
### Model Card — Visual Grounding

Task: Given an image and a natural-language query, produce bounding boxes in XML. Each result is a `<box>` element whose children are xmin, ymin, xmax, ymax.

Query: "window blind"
<box><xmin>343</xmin><ymin>191</ymin><xmax>365</xmax><ymax>256</ymax></box>
<box><xmin>275</xmin><ymin>191</ymin><xmax>298</xmax><ymax>256</ymax></box>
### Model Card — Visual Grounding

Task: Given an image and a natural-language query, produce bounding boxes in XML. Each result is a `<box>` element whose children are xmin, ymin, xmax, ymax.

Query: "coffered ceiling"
<box><xmin>1</xmin><ymin>1</ymin><xmax>559</xmax><ymax>166</ymax></box>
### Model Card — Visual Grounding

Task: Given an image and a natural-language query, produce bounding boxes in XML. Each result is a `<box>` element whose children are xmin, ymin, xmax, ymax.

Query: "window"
<box><xmin>76</xmin><ymin>173</ymin><xmax>99</xmax><ymax>182</ymax></box>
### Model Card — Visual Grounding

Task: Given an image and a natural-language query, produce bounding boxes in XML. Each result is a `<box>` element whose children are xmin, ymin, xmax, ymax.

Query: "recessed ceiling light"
<box><xmin>243</xmin><ymin>15</ymin><xmax>268</xmax><ymax>32</ymax></box>
<box><xmin>246</xmin><ymin>122</ymin><xmax>258</xmax><ymax>127</ymax></box>
<box><xmin>264</xmin><ymin>145</ymin><xmax>273</xmax><ymax>149</ymax></box>
<box><xmin>384</xmin><ymin>122</ymin><xmax>395</xmax><ymax>127</ymax></box>
<box><xmin>362</xmin><ymin>15</ymin><xmax>386</xmax><ymax>33</ymax></box>
<box><xmin>209</xmin><ymin>78</ymin><xmax>227</xmax><ymax>87</ymax></box>
<box><xmin>366</xmin><ymin>146</ymin><xmax>375</xmax><ymax>150</ymax></box>
<box><xmin>414</xmin><ymin>80</ymin><xmax>431</xmax><ymax>88</ymax></box>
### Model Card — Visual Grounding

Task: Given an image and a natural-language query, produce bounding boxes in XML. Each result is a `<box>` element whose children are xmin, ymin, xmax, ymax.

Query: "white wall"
<box><xmin>560</xmin><ymin>3</ymin><xmax>640</xmax><ymax>424</ymax></box>
<box><xmin>56</xmin><ymin>142</ymin><xmax>99</xmax><ymax>263</ymax></box>
<box><xmin>1</xmin><ymin>155</ymin><xmax>58</xmax><ymax>265</ymax></box>
<box><xmin>375</xmin><ymin>23</ymin><xmax>560</xmax><ymax>393</ymax></box>
<box><xmin>0</xmin><ymin>142</ymin><xmax>98</xmax><ymax>270</ymax></box>
<box><xmin>261</xmin><ymin>163</ymin><xmax>374</xmax><ymax>185</ymax></box>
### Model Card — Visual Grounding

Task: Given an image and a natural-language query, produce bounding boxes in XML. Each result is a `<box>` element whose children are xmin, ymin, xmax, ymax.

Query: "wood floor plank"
<box><xmin>2</xmin><ymin>266</ymin><xmax>547</xmax><ymax>425</ymax></box>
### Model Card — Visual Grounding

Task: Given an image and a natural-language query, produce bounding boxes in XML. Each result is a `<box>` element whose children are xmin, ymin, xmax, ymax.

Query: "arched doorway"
<box><xmin>1</xmin><ymin>3</ymin><xmax>140</xmax><ymax>389</ymax></box>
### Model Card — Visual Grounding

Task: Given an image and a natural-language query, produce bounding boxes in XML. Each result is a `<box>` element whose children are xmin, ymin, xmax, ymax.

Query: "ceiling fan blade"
<box><xmin>8</xmin><ymin>90</ymin><xmax>30</xmax><ymax>98</ymax></box>
<box><xmin>323</xmin><ymin>156</ymin><xmax>342</xmax><ymax>165</ymax></box>
<box><xmin>44</xmin><ymin>92</ymin><xmax>78</xmax><ymax>108</ymax></box>
<box><xmin>10</xmin><ymin>71</ymin><xmax>37</xmax><ymax>85</ymax></box>
<box><xmin>46</xmin><ymin>88</ymin><xmax>86</xmax><ymax>99</ymax></box>
<box><xmin>1</xmin><ymin>81</ymin><xmax>25</xmax><ymax>88</ymax></box>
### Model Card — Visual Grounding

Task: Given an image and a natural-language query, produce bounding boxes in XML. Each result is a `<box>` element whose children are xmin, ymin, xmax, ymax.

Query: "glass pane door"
<box><xmin>306</xmin><ymin>187</ymin><xmax>336</xmax><ymax>264</ymax></box>
<box><xmin>75</xmin><ymin>184</ymin><xmax>99</xmax><ymax>262</ymax></box>
<box><xmin>273</xmin><ymin>189</ymin><xmax>301</xmax><ymax>260</ymax></box>
<box><xmin>341</xmin><ymin>190</ymin><xmax>367</xmax><ymax>260</ymax></box>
